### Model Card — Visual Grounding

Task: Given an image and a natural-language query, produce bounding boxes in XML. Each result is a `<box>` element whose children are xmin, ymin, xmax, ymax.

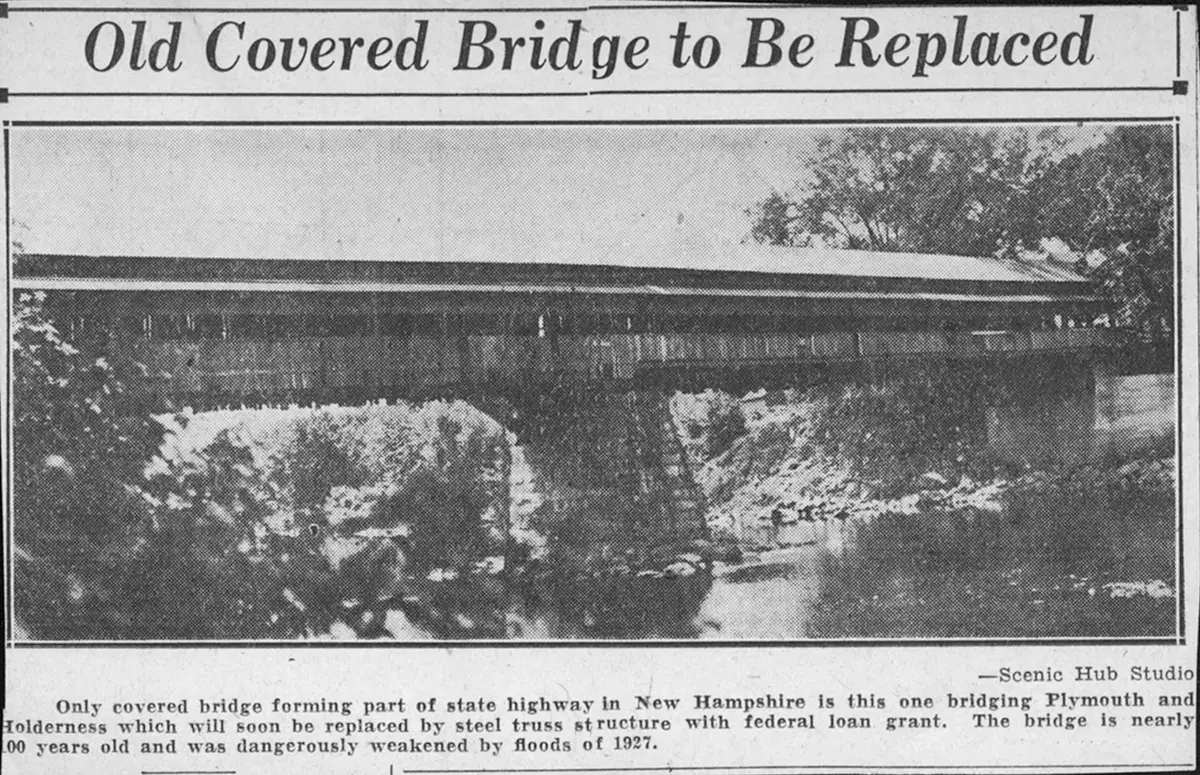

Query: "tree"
<box><xmin>746</xmin><ymin>125</ymin><xmax>1176</xmax><ymax>345</ymax></box>
<box><xmin>1028</xmin><ymin>126</ymin><xmax>1174</xmax><ymax>342</ymax></box>
<box><xmin>746</xmin><ymin>127</ymin><xmax>1059</xmax><ymax>256</ymax></box>
<box><xmin>12</xmin><ymin>291</ymin><xmax>167</xmax><ymax>638</ymax></box>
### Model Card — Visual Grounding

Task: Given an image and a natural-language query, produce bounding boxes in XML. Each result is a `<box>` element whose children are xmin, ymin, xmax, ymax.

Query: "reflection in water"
<box><xmin>373</xmin><ymin>480</ymin><xmax>1176</xmax><ymax>641</ymax></box>
<box><xmin>688</xmin><ymin>473</ymin><xmax>1175</xmax><ymax>641</ymax></box>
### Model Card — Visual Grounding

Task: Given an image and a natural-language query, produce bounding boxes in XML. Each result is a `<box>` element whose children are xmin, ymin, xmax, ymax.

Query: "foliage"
<box><xmin>366</xmin><ymin>404</ymin><xmax>510</xmax><ymax>572</ymax></box>
<box><xmin>745</xmin><ymin>126</ymin><xmax>1175</xmax><ymax>344</ymax></box>
<box><xmin>147</xmin><ymin>402</ymin><xmax>514</xmax><ymax>640</ymax></box>
<box><xmin>12</xmin><ymin>292</ymin><xmax>166</xmax><ymax>639</ymax></box>
<box><xmin>672</xmin><ymin>390</ymin><xmax>748</xmax><ymax>460</ymax></box>
<box><xmin>810</xmin><ymin>364</ymin><xmax>996</xmax><ymax>494</ymax></box>
<box><xmin>746</xmin><ymin>127</ymin><xmax>1058</xmax><ymax>256</ymax></box>
<box><xmin>1028</xmin><ymin>126</ymin><xmax>1175</xmax><ymax>341</ymax></box>
<box><xmin>139</xmin><ymin>429</ymin><xmax>343</xmax><ymax>639</ymax></box>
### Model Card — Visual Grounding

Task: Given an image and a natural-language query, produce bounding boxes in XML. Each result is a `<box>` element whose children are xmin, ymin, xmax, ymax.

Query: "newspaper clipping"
<box><xmin>1</xmin><ymin>2</ymin><xmax>1197</xmax><ymax>773</ymax></box>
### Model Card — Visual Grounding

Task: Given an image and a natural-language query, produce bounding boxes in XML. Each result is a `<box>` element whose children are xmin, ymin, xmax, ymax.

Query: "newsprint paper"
<box><xmin>0</xmin><ymin>2</ymin><xmax>1198</xmax><ymax>774</ymax></box>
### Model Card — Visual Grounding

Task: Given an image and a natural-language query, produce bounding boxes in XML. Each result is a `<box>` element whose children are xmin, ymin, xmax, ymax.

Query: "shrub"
<box><xmin>811</xmin><ymin>365</ymin><xmax>993</xmax><ymax>491</ymax></box>
<box><xmin>12</xmin><ymin>292</ymin><xmax>167</xmax><ymax>640</ymax></box>
<box><xmin>672</xmin><ymin>390</ymin><xmax>747</xmax><ymax>460</ymax></box>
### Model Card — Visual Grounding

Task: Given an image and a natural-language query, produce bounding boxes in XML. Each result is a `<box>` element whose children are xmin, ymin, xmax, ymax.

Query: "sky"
<box><xmin>8</xmin><ymin>124</ymin><xmax>1108</xmax><ymax>264</ymax></box>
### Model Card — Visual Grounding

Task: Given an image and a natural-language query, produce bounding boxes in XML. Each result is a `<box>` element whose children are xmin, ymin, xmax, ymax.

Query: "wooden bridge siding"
<box><xmin>113</xmin><ymin>329</ymin><xmax>1118</xmax><ymax>406</ymax></box>
<box><xmin>44</xmin><ymin>288</ymin><xmax>1100</xmax><ymax>327</ymax></box>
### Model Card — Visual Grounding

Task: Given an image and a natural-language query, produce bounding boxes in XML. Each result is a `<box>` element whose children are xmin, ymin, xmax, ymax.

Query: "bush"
<box><xmin>139</xmin><ymin>428</ymin><xmax>345</xmax><ymax>638</ymax></box>
<box><xmin>12</xmin><ymin>292</ymin><xmax>167</xmax><ymax>640</ymax></box>
<box><xmin>142</xmin><ymin>401</ymin><xmax>513</xmax><ymax>639</ymax></box>
<box><xmin>672</xmin><ymin>390</ymin><xmax>747</xmax><ymax>460</ymax></box>
<box><xmin>811</xmin><ymin>365</ymin><xmax>994</xmax><ymax>492</ymax></box>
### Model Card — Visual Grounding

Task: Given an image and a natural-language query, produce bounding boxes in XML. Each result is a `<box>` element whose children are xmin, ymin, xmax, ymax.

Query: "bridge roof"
<box><xmin>15</xmin><ymin>248</ymin><xmax>1096</xmax><ymax>306</ymax></box>
<box><xmin>668</xmin><ymin>244</ymin><xmax>1086</xmax><ymax>284</ymax></box>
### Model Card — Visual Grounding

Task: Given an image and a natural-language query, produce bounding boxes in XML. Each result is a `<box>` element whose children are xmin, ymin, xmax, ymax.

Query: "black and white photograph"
<box><xmin>8</xmin><ymin>121</ymin><xmax>1179</xmax><ymax>642</ymax></box>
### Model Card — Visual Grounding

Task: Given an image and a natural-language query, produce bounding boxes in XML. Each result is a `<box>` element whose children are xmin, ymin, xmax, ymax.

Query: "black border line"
<box><xmin>7</xmin><ymin>92</ymin><xmax>593</xmax><ymax>98</ymax></box>
<box><xmin>1177</xmin><ymin>7</ymin><xmax>1183</xmax><ymax>79</ymax></box>
<box><xmin>592</xmin><ymin>88</ymin><xmax>1173</xmax><ymax>95</ymax></box>
<box><xmin>5</xmin><ymin>117</ymin><xmax>1182</xmax><ymax>127</ymax></box>
<box><xmin>3</xmin><ymin>88</ymin><xmax>1178</xmax><ymax>99</ymax></box>
<box><xmin>6</xmin><ymin>4</ymin><xmax>588</xmax><ymax>10</ymax></box>
<box><xmin>3</xmin><ymin>121</ymin><xmax>11</xmax><ymax>650</ymax></box>
<box><xmin>0</xmin><ymin>116</ymin><xmax>1188</xmax><ymax>652</ymax></box>
<box><xmin>1</xmin><ymin>4</ymin><xmax>1166</xmax><ymax>11</ymax></box>
<box><xmin>6</xmin><ymin>637</ymin><xmax>1184</xmax><ymax>649</ymax></box>
<box><xmin>1175</xmin><ymin>118</ymin><xmax>1185</xmax><ymax>643</ymax></box>
<box><xmin>401</xmin><ymin>767</ymin><xmax>1196</xmax><ymax>775</ymax></box>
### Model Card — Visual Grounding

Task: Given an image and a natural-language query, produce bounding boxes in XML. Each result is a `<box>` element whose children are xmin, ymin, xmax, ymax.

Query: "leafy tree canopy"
<box><xmin>1027</xmin><ymin>126</ymin><xmax>1175</xmax><ymax>339</ymax></box>
<box><xmin>746</xmin><ymin>127</ymin><xmax>1059</xmax><ymax>256</ymax></box>
<box><xmin>746</xmin><ymin>126</ymin><xmax>1174</xmax><ymax>342</ymax></box>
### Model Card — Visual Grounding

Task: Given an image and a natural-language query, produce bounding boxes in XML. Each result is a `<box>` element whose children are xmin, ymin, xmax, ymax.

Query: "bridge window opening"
<box><xmin>729</xmin><ymin>315</ymin><xmax>762</xmax><ymax>334</ymax></box>
<box><xmin>151</xmin><ymin>314</ymin><xmax>186</xmax><ymax>340</ymax></box>
<box><xmin>666</xmin><ymin>316</ymin><xmax>694</xmax><ymax>334</ymax></box>
<box><xmin>257</xmin><ymin>315</ymin><xmax>297</xmax><ymax>339</ymax></box>
<box><xmin>458</xmin><ymin>314</ymin><xmax>498</xmax><ymax>335</ymax></box>
<box><xmin>337</xmin><ymin>315</ymin><xmax>372</xmax><ymax>337</ymax></box>
<box><xmin>574</xmin><ymin>313</ymin><xmax>616</xmax><ymax>335</ymax></box>
<box><xmin>537</xmin><ymin>314</ymin><xmax>546</xmax><ymax>339</ymax></box>
<box><xmin>304</xmin><ymin>315</ymin><xmax>327</xmax><ymax>337</ymax></box>
<box><xmin>298</xmin><ymin>314</ymin><xmax>372</xmax><ymax>338</ymax></box>
<box><xmin>409</xmin><ymin>314</ymin><xmax>443</xmax><ymax>335</ymax></box>
<box><xmin>228</xmin><ymin>314</ymin><xmax>262</xmax><ymax>339</ymax></box>
<box><xmin>508</xmin><ymin>313</ymin><xmax>538</xmax><ymax>336</ymax></box>
<box><xmin>379</xmin><ymin>314</ymin><xmax>414</xmax><ymax>337</ymax></box>
<box><xmin>769</xmin><ymin>315</ymin><xmax>790</xmax><ymax>333</ymax></box>
<box><xmin>121</xmin><ymin>316</ymin><xmax>151</xmax><ymax>339</ymax></box>
<box><xmin>601</xmin><ymin>314</ymin><xmax>622</xmax><ymax>335</ymax></box>
<box><xmin>187</xmin><ymin>314</ymin><xmax>221</xmax><ymax>340</ymax></box>
<box><xmin>548</xmin><ymin>314</ymin><xmax>579</xmax><ymax>336</ymax></box>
